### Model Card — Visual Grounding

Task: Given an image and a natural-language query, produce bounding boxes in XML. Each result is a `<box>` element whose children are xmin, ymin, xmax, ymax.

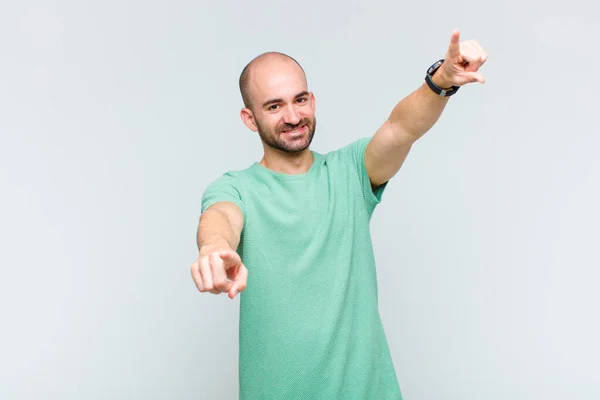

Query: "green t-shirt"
<box><xmin>201</xmin><ymin>137</ymin><xmax>403</xmax><ymax>400</ymax></box>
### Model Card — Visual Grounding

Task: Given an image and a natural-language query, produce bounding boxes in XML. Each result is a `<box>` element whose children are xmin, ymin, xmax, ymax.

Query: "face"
<box><xmin>241</xmin><ymin>59</ymin><xmax>317</xmax><ymax>154</ymax></box>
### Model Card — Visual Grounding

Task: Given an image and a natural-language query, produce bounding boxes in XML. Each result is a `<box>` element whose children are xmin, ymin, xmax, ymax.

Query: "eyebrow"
<box><xmin>262</xmin><ymin>91</ymin><xmax>309</xmax><ymax>108</ymax></box>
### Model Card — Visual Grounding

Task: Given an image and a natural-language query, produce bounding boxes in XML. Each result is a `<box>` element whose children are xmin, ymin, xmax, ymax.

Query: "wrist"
<box><xmin>199</xmin><ymin>242</ymin><xmax>232</xmax><ymax>258</ymax></box>
<box><xmin>431</xmin><ymin>69</ymin><xmax>453</xmax><ymax>89</ymax></box>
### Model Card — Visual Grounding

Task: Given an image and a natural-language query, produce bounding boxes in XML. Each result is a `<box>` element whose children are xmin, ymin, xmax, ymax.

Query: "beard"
<box><xmin>255</xmin><ymin>116</ymin><xmax>317</xmax><ymax>154</ymax></box>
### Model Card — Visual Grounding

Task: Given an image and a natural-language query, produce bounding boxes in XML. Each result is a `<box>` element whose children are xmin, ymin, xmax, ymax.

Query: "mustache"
<box><xmin>279</xmin><ymin>118</ymin><xmax>311</xmax><ymax>132</ymax></box>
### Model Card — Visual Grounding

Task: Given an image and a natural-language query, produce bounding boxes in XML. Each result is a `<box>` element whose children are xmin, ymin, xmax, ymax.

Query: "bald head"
<box><xmin>239</xmin><ymin>52</ymin><xmax>307</xmax><ymax>110</ymax></box>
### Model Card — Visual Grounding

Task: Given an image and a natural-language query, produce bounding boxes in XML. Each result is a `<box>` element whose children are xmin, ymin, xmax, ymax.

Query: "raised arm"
<box><xmin>191</xmin><ymin>202</ymin><xmax>247</xmax><ymax>299</ymax></box>
<box><xmin>365</xmin><ymin>29</ymin><xmax>488</xmax><ymax>187</ymax></box>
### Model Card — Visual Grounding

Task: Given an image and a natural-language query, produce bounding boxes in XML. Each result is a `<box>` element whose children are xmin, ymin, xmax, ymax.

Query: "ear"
<box><xmin>309</xmin><ymin>92</ymin><xmax>316</xmax><ymax>112</ymax></box>
<box><xmin>240</xmin><ymin>107</ymin><xmax>258</xmax><ymax>132</ymax></box>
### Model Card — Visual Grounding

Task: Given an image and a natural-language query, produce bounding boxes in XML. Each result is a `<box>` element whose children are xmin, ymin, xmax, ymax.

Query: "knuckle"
<box><xmin>213</xmin><ymin>279</ymin><xmax>228</xmax><ymax>291</ymax></box>
<box><xmin>209</xmin><ymin>258</ymin><xmax>222</xmax><ymax>270</ymax></box>
<box><xmin>212</xmin><ymin>277</ymin><xmax>224</xmax><ymax>287</ymax></box>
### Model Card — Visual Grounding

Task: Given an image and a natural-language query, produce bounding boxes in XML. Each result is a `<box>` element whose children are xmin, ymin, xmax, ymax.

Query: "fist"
<box><xmin>190</xmin><ymin>250</ymin><xmax>248</xmax><ymax>299</ymax></box>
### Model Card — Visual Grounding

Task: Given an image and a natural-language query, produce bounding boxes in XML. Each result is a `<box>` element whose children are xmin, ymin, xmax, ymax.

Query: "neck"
<box><xmin>259</xmin><ymin>147</ymin><xmax>314</xmax><ymax>175</ymax></box>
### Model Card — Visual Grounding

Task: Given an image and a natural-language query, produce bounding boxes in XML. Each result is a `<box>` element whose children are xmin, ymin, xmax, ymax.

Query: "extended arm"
<box><xmin>196</xmin><ymin>201</ymin><xmax>244</xmax><ymax>257</ymax></box>
<box><xmin>192</xmin><ymin>202</ymin><xmax>247</xmax><ymax>299</ymax></box>
<box><xmin>365</xmin><ymin>29</ymin><xmax>488</xmax><ymax>187</ymax></box>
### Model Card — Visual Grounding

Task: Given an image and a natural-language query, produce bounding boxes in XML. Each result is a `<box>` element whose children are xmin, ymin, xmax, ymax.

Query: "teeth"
<box><xmin>286</xmin><ymin>126</ymin><xmax>303</xmax><ymax>133</ymax></box>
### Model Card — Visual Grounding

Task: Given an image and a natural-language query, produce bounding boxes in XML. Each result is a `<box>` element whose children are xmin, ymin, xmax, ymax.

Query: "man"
<box><xmin>191</xmin><ymin>29</ymin><xmax>487</xmax><ymax>399</ymax></box>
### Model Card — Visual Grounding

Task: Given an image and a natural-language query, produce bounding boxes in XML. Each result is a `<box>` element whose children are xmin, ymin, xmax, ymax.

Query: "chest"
<box><xmin>242</xmin><ymin>166</ymin><xmax>358</xmax><ymax>249</ymax></box>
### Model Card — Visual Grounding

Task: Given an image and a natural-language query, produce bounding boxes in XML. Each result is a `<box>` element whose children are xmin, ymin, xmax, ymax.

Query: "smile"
<box><xmin>282</xmin><ymin>125</ymin><xmax>306</xmax><ymax>135</ymax></box>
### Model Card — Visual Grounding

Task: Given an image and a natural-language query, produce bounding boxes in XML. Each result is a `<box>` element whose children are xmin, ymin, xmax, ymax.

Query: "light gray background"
<box><xmin>1</xmin><ymin>0</ymin><xmax>598</xmax><ymax>399</ymax></box>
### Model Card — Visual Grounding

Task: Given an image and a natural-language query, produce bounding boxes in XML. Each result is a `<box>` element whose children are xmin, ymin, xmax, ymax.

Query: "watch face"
<box><xmin>427</xmin><ymin>59</ymin><xmax>444</xmax><ymax>76</ymax></box>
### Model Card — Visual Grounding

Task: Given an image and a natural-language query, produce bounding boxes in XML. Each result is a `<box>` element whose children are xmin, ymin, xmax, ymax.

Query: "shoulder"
<box><xmin>324</xmin><ymin>137</ymin><xmax>372</xmax><ymax>165</ymax></box>
<box><xmin>201</xmin><ymin>166</ymin><xmax>254</xmax><ymax>214</ymax></box>
<box><xmin>205</xmin><ymin>165</ymin><xmax>255</xmax><ymax>187</ymax></box>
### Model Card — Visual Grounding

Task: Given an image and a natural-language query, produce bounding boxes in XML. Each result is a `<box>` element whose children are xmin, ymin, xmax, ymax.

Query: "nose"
<box><xmin>283</xmin><ymin>104</ymin><xmax>302</xmax><ymax>125</ymax></box>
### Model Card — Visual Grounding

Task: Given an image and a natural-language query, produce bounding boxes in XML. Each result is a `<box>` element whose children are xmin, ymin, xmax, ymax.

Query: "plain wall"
<box><xmin>1</xmin><ymin>0</ymin><xmax>598</xmax><ymax>399</ymax></box>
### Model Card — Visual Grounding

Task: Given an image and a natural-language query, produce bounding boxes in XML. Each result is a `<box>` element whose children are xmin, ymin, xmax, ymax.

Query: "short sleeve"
<box><xmin>201</xmin><ymin>172</ymin><xmax>247</xmax><ymax>216</ymax></box>
<box><xmin>341</xmin><ymin>137</ymin><xmax>388</xmax><ymax>210</ymax></box>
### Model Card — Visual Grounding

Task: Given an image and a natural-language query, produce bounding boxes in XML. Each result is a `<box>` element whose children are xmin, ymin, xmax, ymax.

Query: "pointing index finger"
<box><xmin>210</xmin><ymin>252</ymin><xmax>232</xmax><ymax>292</ymax></box>
<box><xmin>447</xmin><ymin>29</ymin><xmax>461</xmax><ymax>61</ymax></box>
<box><xmin>220</xmin><ymin>250</ymin><xmax>241</xmax><ymax>266</ymax></box>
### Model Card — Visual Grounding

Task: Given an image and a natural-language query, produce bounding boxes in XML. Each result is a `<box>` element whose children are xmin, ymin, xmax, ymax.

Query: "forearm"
<box><xmin>197</xmin><ymin>208</ymin><xmax>239</xmax><ymax>257</ymax></box>
<box><xmin>388</xmin><ymin>73</ymin><xmax>453</xmax><ymax>142</ymax></box>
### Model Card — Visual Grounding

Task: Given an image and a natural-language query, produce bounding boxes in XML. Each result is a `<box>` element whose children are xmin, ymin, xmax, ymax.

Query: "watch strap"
<box><xmin>425</xmin><ymin>59</ymin><xmax>459</xmax><ymax>97</ymax></box>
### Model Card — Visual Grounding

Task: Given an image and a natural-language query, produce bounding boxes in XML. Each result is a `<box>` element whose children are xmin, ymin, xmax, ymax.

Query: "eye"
<box><xmin>268</xmin><ymin>104</ymin><xmax>280</xmax><ymax>111</ymax></box>
<box><xmin>297</xmin><ymin>97</ymin><xmax>307</xmax><ymax>103</ymax></box>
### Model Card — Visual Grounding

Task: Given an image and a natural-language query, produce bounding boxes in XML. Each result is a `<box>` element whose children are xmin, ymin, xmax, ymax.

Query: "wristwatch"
<box><xmin>425</xmin><ymin>59</ymin><xmax>459</xmax><ymax>97</ymax></box>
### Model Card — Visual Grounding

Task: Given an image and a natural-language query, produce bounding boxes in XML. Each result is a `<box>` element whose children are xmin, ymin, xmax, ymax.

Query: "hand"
<box><xmin>190</xmin><ymin>249</ymin><xmax>248</xmax><ymax>299</ymax></box>
<box><xmin>436</xmin><ymin>29</ymin><xmax>488</xmax><ymax>87</ymax></box>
